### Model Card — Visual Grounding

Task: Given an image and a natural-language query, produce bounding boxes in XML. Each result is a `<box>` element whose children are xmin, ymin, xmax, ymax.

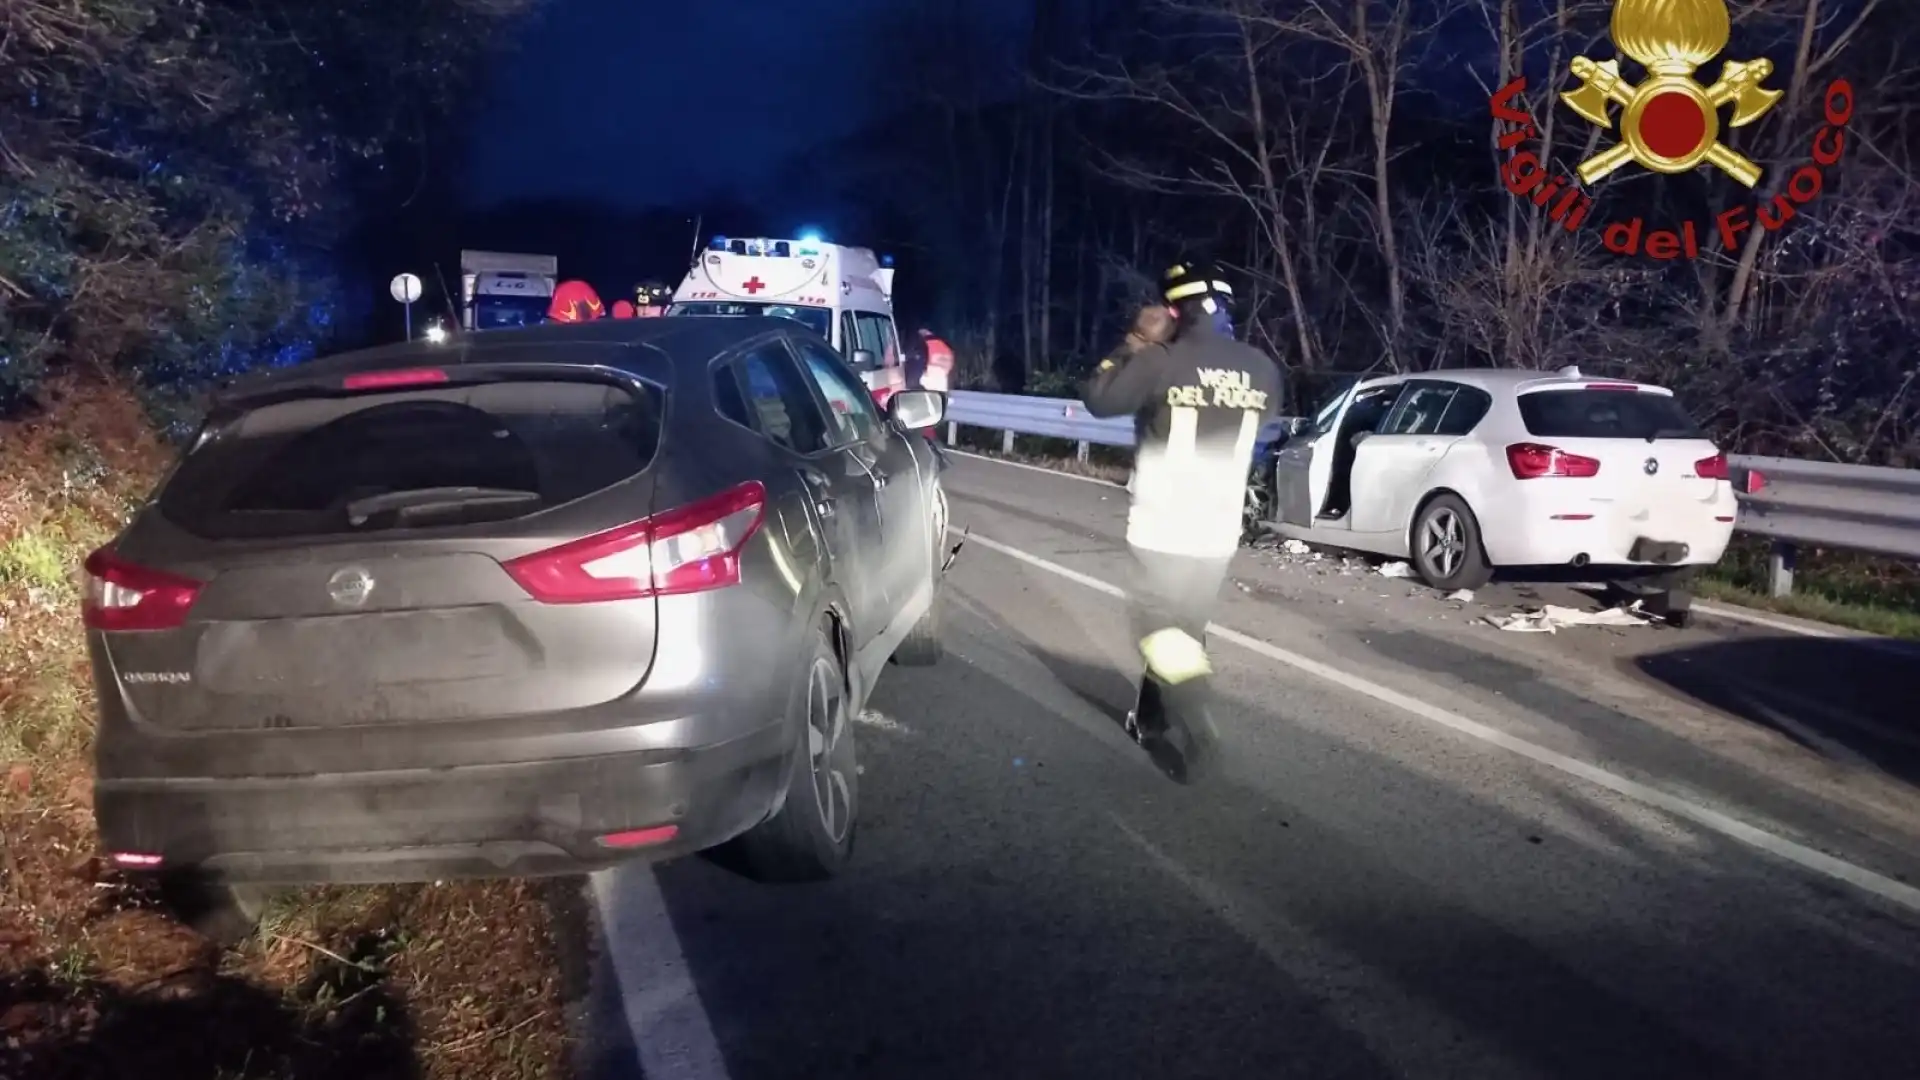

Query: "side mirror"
<box><xmin>850</xmin><ymin>348</ymin><xmax>877</xmax><ymax>370</ymax></box>
<box><xmin>887</xmin><ymin>389</ymin><xmax>945</xmax><ymax>431</ymax></box>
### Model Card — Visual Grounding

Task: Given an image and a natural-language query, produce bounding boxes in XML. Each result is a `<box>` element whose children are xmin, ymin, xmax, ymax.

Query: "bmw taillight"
<box><xmin>82</xmin><ymin>549</ymin><xmax>203</xmax><ymax>632</ymax></box>
<box><xmin>502</xmin><ymin>481</ymin><xmax>766</xmax><ymax>603</ymax></box>
<box><xmin>1506</xmin><ymin>443</ymin><xmax>1601</xmax><ymax>479</ymax></box>
<box><xmin>1695</xmin><ymin>453</ymin><xmax>1729</xmax><ymax>480</ymax></box>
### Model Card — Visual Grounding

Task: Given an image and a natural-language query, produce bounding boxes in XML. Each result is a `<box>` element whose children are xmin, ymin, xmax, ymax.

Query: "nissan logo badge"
<box><xmin>327</xmin><ymin>567</ymin><xmax>375</xmax><ymax>608</ymax></box>
<box><xmin>1643</xmin><ymin>458</ymin><xmax>1659</xmax><ymax>475</ymax></box>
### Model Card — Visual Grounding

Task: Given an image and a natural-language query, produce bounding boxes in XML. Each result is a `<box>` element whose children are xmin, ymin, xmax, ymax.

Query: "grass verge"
<box><xmin>1</xmin><ymin>378</ymin><xmax>573</xmax><ymax>1079</ymax></box>
<box><xmin>944</xmin><ymin>429</ymin><xmax>1920</xmax><ymax>638</ymax></box>
<box><xmin>1697</xmin><ymin>535</ymin><xmax>1920</xmax><ymax>640</ymax></box>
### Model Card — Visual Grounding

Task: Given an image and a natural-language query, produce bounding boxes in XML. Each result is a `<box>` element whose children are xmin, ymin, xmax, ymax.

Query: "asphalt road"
<box><xmin>577</xmin><ymin>452</ymin><xmax>1920</xmax><ymax>1080</ymax></box>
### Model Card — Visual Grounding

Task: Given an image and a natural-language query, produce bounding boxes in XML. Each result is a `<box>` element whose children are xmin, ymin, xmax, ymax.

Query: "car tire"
<box><xmin>1410</xmin><ymin>493</ymin><xmax>1493</xmax><ymax>592</ymax></box>
<box><xmin>159</xmin><ymin>876</ymin><xmax>276</xmax><ymax>948</ymax></box>
<box><xmin>727</xmin><ymin>623</ymin><xmax>858</xmax><ymax>883</ymax></box>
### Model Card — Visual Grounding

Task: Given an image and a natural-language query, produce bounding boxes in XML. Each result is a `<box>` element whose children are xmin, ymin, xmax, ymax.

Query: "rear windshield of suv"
<box><xmin>1517</xmin><ymin>388</ymin><xmax>1706</xmax><ymax>440</ymax></box>
<box><xmin>160</xmin><ymin>378</ymin><xmax>663</xmax><ymax>540</ymax></box>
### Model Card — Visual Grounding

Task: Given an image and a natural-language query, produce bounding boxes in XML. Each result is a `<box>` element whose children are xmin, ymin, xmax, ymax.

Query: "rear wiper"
<box><xmin>1645</xmin><ymin>427</ymin><xmax>1697</xmax><ymax>443</ymax></box>
<box><xmin>345</xmin><ymin>487</ymin><xmax>540</xmax><ymax>526</ymax></box>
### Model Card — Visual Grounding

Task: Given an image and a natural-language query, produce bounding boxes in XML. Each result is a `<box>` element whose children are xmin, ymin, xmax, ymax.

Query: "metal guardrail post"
<box><xmin>1001</xmin><ymin>429</ymin><xmax>1015</xmax><ymax>454</ymax></box>
<box><xmin>1768</xmin><ymin>541</ymin><xmax>1796</xmax><ymax>597</ymax></box>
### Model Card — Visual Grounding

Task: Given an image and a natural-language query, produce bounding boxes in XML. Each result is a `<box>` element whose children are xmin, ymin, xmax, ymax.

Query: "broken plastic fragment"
<box><xmin>1486</xmin><ymin>603</ymin><xmax>1652</xmax><ymax>633</ymax></box>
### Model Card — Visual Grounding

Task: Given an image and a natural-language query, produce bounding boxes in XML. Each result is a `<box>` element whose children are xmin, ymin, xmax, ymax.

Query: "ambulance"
<box><xmin>668</xmin><ymin>235</ymin><xmax>906</xmax><ymax>397</ymax></box>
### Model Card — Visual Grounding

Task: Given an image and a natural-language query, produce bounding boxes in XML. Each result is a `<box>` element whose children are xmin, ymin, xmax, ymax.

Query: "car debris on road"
<box><xmin>1486</xmin><ymin>603</ymin><xmax>1654</xmax><ymax>633</ymax></box>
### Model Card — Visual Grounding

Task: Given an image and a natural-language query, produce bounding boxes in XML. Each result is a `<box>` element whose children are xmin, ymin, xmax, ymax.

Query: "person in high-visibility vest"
<box><xmin>1080</xmin><ymin>259</ymin><xmax>1282</xmax><ymax>783</ymax></box>
<box><xmin>905</xmin><ymin>328</ymin><xmax>954</xmax><ymax>393</ymax></box>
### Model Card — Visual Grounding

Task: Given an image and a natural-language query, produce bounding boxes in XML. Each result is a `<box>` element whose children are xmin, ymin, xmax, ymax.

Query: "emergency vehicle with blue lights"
<box><xmin>669</xmin><ymin>236</ymin><xmax>906</xmax><ymax>397</ymax></box>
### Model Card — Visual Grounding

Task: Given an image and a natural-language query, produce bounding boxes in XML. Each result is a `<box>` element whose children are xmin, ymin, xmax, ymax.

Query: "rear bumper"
<box><xmin>93</xmin><ymin>719</ymin><xmax>791</xmax><ymax>885</ymax></box>
<box><xmin>1480</xmin><ymin>498</ymin><xmax>1736</xmax><ymax>571</ymax></box>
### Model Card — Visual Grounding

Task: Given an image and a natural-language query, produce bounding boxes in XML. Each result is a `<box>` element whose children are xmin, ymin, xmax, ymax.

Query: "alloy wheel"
<box><xmin>1421</xmin><ymin>507</ymin><xmax>1465</xmax><ymax>581</ymax></box>
<box><xmin>805</xmin><ymin>657</ymin><xmax>854</xmax><ymax>845</ymax></box>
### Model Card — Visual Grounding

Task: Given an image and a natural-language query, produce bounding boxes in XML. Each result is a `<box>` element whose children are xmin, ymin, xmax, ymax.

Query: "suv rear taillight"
<box><xmin>82</xmin><ymin>549</ymin><xmax>203</xmax><ymax>631</ymax></box>
<box><xmin>1695</xmin><ymin>453</ymin><xmax>1729</xmax><ymax>480</ymax></box>
<box><xmin>343</xmin><ymin>367</ymin><xmax>449</xmax><ymax>391</ymax></box>
<box><xmin>1507</xmin><ymin>443</ymin><xmax>1600</xmax><ymax>479</ymax></box>
<box><xmin>503</xmin><ymin>481</ymin><xmax>766</xmax><ymax>604</ymax></box>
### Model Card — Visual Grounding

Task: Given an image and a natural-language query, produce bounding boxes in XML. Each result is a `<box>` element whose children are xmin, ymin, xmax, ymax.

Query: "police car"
<box><xmin>669</xmin><ymin>236</ymin><xmax>906</xmax><ymax>398</ymax></box>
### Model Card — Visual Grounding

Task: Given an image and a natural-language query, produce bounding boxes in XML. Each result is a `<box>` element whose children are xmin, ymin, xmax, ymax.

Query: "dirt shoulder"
<box><xmin>0</xmin><ymin>379</ymin><xmax>574</xmax><ymax>1079</ymax></box>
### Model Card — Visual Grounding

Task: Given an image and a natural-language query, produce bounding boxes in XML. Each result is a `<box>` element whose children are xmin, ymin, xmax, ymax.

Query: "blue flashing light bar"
<box><xmin>708</xmin><ymin>235</ymin><xmax>729</xmax><ymax>251</ymax></box>
<box><xmin>880</xmin><ymin>254</ymin><xmax>895</xmax><ymax>267</ymax></box>
<box><xmin>797</xmin><ymin>229</ymin><xmax>824</xmax><ymax>244</ymax></box>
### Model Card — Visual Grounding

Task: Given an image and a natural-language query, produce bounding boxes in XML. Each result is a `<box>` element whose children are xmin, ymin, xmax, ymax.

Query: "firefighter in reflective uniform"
<box><xmin>1080</xmin><ymin>260</ymin><xmax>1282</xmax><ymax>781</ymax></box>
<box><xmin>634</xmin><ymin>281</ymin><xmax>672</xmax><ymax>317</ymax></box>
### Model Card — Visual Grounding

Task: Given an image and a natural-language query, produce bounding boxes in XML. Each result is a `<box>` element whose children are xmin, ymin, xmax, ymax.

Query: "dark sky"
<box><xmin>467</xmin><ymin>0</ymin><xmax>1029</xmax><ymax>212</ymax></box>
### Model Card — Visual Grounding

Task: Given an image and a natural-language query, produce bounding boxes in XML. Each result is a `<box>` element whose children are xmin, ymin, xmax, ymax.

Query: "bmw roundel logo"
<box><xmin>1644</xmin><ymin>458</ymin><xmax>1659</xmax><ymax>475</ymax></box>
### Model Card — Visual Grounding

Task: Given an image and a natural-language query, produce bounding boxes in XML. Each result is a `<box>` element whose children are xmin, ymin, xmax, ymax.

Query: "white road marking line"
<box><xmin>946</xmin><ymin>448</ymin><xmax>1124</xmax><ymax>487</ymax></box>
<box><xmin>956</xmin><ymin>528</ymin><xmax>1920</xmax><ymax>916</ymax></box>
<box><xmin>952</xmin><ymin>448</ymin><xmax>1917</xmax><ymax>653</ymax></box>
<box><xmin>591</xmin><ymin>867</ymin><xmax>732</xmax><ymax>1080</ymax></box>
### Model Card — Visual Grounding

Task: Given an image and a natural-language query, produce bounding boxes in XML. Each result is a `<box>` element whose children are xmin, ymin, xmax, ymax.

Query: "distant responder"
<box><xmin>904</xmin><ymin>327</ymin><xmax>955</xmax><ymax>393</ymax></box>
<box><xmin>548</xmin><ymin>280</ymin><xmax>605</xmax><ymax>322</ymax></box>
<box><xmin>1080</xmin><ymin>260</ymin><xmax>1282</xmax><ymax>781</ymax></box>
<box><xmin>635</xmin><ymin>281</ymin><xmax>672</xmax><ymax>317</ymax></box>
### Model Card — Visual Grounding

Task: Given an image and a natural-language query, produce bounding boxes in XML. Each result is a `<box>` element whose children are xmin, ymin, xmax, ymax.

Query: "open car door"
<box><xmin>1273</xmin><ymin>379</ymin><xmax>1358</xmax><ymax>527</ymax></box>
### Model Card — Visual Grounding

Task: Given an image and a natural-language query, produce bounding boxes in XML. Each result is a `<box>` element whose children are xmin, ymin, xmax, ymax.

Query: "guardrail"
<box><xmin>945</xmin><ymin>390</ymin><xmax>1134</xmax><ymax>460</ymax></box>
<box><xmin>1727</xmin><ymin>456</ymin><xmax>1920</xmax><ymax>594</ymax></box>
<box><xmin>943</xmin><ymin>390</ymin><xmax>1920</xmax><ymax>597</ymax></box>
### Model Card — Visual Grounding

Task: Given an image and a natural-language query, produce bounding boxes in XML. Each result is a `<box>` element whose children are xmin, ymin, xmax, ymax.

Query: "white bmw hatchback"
<box><xmin>1266</xmin><ymin>367</ymin><xmax>1747</xmax><ymax>625</ymax></box>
